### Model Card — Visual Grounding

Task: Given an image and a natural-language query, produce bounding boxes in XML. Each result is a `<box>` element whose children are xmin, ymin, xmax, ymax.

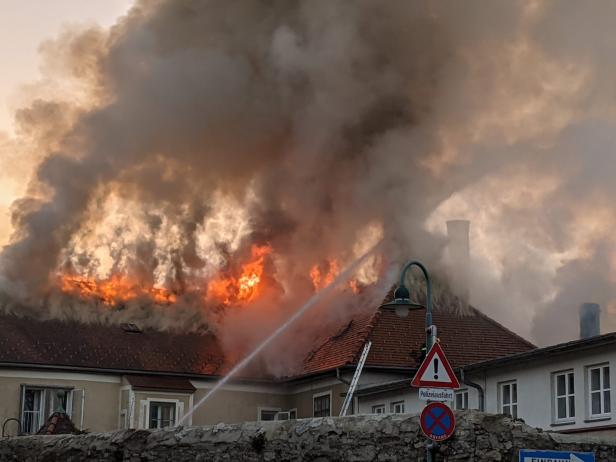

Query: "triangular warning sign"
<box><xmin>411</xmin><ymin>342</ymin><xmax>460</xmax><ymax>389</ymax></box>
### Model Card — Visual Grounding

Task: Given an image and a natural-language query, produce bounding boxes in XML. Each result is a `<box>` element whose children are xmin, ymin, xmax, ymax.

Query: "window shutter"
<box><xmin>139</xmin><ymin>400</ymin><xmax>148</xmax><ymax>429</ymax></box>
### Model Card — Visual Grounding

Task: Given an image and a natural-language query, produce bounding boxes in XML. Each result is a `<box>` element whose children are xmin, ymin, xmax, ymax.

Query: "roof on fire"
<box><xmin>0</xmin><ymin>300</ymin><xmax>535</xmax><ymax>381</ymax></box>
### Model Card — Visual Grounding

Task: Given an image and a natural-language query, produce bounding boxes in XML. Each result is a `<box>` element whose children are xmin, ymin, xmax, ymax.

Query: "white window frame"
<box><xmin>20</xmin><ymin>385</ymin><xmax>74</xmax><ymax>434</ymax></box>
<box><xmin>498</xmin><ymin>380</ymin><xmax>518</xmax><ymax>418</ymax></box>
<box><xmin>257</xmin><ymin>406</ymin><xmax>281</xmax><ymax>421</ymax></box>
<box><xmin>143</xmin><ymin>398</ymin><xmax>181</xmax><ymax>429</ymax></box>
<box><xmin>390</xmin><ymin>401</ymin><xmax>405</xmax><ymax>414</ymax></box>
<box><xmin>313</xmin><ymin>390</ymin><xmax>332</xmax><ymax>417</ymax></box>
<box><xmin>553</xmin><ymin>370</ymin><xmax>575</xmax><ymax>423</ymax></box>
<box><xmin>587</xmin><ymin>364</ymin><xmax>611</xmax><ymax>419</ymax></box>
<box><xmin>454</xmin><ymin>389</ymin><xmax>469</xmax><ymax>410</ymax></box>
<box><xmin>372</xmin><ymin>404</ymin><xmax>386</xmax><ymax>414</ymax></box>
<box><xmin>20</xmin><ymin>387</ymin><xmax>44</xmax><ymax>434</ymax></box>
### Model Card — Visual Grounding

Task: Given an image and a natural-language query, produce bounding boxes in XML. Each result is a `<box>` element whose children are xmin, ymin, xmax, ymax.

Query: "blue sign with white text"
<box><xmin>519</xmin><ymin>449</ymin><xmax>594</xmax><ymax>462</ymax></box>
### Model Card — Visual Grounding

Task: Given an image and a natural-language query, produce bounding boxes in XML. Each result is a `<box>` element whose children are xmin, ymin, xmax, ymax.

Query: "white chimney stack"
<box><xmin>580</xmin><ymin>303</ymin><xmax>601</xmax><ymax>339</ymax></box>
<box><xmin>446</xmin><ymin>219</ymin><xmax>470</xmax><ymax>302</ymax></box>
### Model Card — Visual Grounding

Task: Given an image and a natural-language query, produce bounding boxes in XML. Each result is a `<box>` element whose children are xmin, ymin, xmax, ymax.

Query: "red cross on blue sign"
<box><xmin>420</xmin><ymin>402</ymin><xmax>456</xmax><ymax>441</ymax></box>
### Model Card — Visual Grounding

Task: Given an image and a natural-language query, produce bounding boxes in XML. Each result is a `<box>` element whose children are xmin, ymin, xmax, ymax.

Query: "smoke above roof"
<box><xmin>0</xmin><ymin>0</ymin><xmax>615</xmax><ymax>347</ymax></box>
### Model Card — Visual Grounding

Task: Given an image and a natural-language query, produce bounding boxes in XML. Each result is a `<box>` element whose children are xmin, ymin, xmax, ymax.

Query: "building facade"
<box><xmin>354</xmin><ymin>319</ymin><xmax>616</xmax><ymax>436</ymax></box>
<box><xmin>0</xmin><ymin>302</ymin><xmax>534</xmax><ymax>436</ymax></box>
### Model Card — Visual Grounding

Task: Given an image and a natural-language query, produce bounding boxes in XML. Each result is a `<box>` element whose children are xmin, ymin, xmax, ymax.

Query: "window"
<box><xmin>588</xmin><ymin>365</ymin><xmax>611</xmax><ymax>417</ymax></box>
<box><xmin>148</xmin><ymin>401</ymin><xmax>176</xmax><ymax>429</ymax></box>
<box><xmin>390</xmin><ymin>401</ymin><xmax>405</xmax><ymax>414</ymax></box>
<box><xmin>372</xmin><ymin>404</ymin><xmax>385</xmax><ymax>414</ymax></box>
<box><xmin>499</xmin><ymin>381</ymin><xmax>518</xmax><ymax>418</ymax></box>
<box><xmin>20</xmin><ymin>386</ymin><xmax>73</xmax><ymax>434</ymax></box>
<box><xmin>259</xmin><ymin>408</ymin><xmax>280</xmax><ymax>421</ymax></box>
<box><xmin>455</xmin><ymin>390</ymin><xmax>469</xmax><ymax>410</ymax></box>
<box><xmin>313</xmin><ymin>392</ymin><xmax>331</xmax><ymax>417</ymax></box>
<box><xmin>21</xmin><ymin>388</ymin><xmax>43</xmax><ymax>434</ymax></box>
<box><xmin>553</xmin><ymin>371</ymin><xmax>575</xmax><ymax>422</ymax></box>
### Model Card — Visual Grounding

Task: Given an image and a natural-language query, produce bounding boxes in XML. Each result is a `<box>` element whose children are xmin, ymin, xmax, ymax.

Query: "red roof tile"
<box><xmin>0</xmin><ymin>299</ymin><xmax>534</xmax><ymax>380</ymax></box>
<box><xmin>365</xmin><ymin>306</ymin><xmax>535</xmax><ymax>369</ymax></box>
<box><xmin>301</xmin><ymin>310</ymin><xmax>377</xmax><ymax>375</ymax></box>
<box><xmin>299</xmin><ymin>305</ymin><xmax>535</xmax><ymax>375</ymax></box>
<box><xmin>0</xmin><ymin>314</ymin><xmax>224</xmax><ymax>375</ymax></box>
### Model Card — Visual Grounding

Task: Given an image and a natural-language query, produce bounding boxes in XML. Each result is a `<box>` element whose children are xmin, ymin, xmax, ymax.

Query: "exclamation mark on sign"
<box><xmin>434</xmin><ymin>358</ymin><xmax>439</xmax><ymax>380</ymax></box>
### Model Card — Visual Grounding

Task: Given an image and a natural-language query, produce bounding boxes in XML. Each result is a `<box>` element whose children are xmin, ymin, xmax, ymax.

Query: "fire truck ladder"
<box><xmin>339</xmin><ymin>340</ymin><xmax>372</xmax><ymax>416</ymax></box>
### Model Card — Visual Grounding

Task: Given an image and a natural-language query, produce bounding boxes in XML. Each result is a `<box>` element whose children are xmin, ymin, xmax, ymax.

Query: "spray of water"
<box><xmin>177</xmin><ymin>242</ymin><xmax>382</xmax><ymax>426</ymax></box>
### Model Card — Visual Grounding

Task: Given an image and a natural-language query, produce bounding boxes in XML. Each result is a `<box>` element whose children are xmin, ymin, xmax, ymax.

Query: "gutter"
<box><xmin>464</xmin><ymin>332</ymin><xmax>616</xmax><ymax>373</ymax></box>
<box><xmin>460</xmin><ymin>368</ymin><xmax>484</xmax><ymax>412</ymax></box>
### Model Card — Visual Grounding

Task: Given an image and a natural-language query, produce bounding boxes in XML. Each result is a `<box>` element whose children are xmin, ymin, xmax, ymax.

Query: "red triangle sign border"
<box><xmin>411</xmin><ymin>342</ymin><xmax>460</xmax><ymax>389</ymax></box>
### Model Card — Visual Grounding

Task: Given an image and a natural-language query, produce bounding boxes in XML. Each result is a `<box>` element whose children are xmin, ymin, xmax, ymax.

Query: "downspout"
<box><xmin>336</xmin><ymin>368</ymin><xmax>351</xmax><ymax>385</ymax></box>
<box><xmin>460</xmin><ymin>368</ymin><xmax>484</xmax><ymax>412</ymax></box>
<box><xmin>80</xmin><ymin>389</ymin><xmax>86</xmax><ymax>431</ymax></box>
<box><xmin>336</xmin><ymin>368</ymin><xmax>352</xmax><ymax>414</ymax></box>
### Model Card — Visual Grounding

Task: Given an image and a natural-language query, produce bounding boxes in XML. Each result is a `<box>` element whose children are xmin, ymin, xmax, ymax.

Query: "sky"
<box><xmin>0</xmin><ymin>0</ymin><xmax>132</xmax><ymax>133</ymax></box>
<box><xmin>0</xmin><ymin>0</ymin><xmax>133</xmax><ymax>242</ymax></box>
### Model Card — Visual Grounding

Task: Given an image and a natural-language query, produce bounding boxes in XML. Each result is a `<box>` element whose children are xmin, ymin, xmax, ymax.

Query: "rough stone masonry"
<box><xmin>1</xmin><ymin>411</ymin><xmax>615</xmax><ymax>461</ymax></box>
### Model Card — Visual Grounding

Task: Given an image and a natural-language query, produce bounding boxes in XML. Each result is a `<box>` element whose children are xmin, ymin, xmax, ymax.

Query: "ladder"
<box><xmin>339</xmin><ymin>341</ymin><xmax>372</xmax><ymax>416</ymax></box>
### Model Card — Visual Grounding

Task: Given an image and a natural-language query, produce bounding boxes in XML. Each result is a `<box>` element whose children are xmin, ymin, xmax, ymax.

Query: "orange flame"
<box><xmin>310</xmin><ymin>258</ymin><xmax>362</xmax><ymax>293</ymax></box>
<box><xmin>206</xmin><ymin>244</ymin><xmax>272</xmax><ymax>305</ymax></box>
<box><xmin>60</xmin><ymin>274</ymin><xmax>177</xmax><ymax>305</ymax></box>
<box><xmin>310</xmin><ymin>259</ymin><xmax>340</xmax><ymax>291</ymax></box>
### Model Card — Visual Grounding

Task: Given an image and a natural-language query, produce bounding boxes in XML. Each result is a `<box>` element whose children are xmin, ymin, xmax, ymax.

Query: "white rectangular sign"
<box><xmin>418</xmin><ymin>387</ymin><xmax>454</xmax><ymax>402</ymax></box>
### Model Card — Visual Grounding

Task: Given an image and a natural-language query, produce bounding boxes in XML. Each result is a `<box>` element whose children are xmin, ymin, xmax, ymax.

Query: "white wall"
<box><xmin>357</xmin><ymin>386</ymin><xmax>478</xmax><ymax>415</ymax></box>
<box><xmin>469</xmin><ymin>344</ymin><xmax>616</xmax><ymax>431</ymax></box>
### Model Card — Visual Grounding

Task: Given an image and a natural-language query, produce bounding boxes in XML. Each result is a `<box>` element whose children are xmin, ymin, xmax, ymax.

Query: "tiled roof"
<box><xmin>126</xmin><ymin>375</ymin><xmax>197</xmax><ymax>392</ymax></box>
<box><xmin>301</xmin><ymin>310</ymin><xmax>377</xmax><ymax>376</ymax></box>
<box><xmin>0</xmin><ymin>299</ymin><xmax>535</xmax><ymax>380</ymax></box>
<box><xmin>298</xmin><ymin>304</ymin><xmax>535</xmax><ymax>375</ymax></box>
<box><xmin>0</xmin><ymin>314</ymin><xmax>224</xmax><ymax>376</ymax></box>
<box><xmin>364</xmin><ymin>306</ymin><xmax>535</xmax><ymax>369</ymax></box>
<box><xmin>464</xmin><ymin>331</ymin><xmax>616</xmax><ymax>372</ymax></box>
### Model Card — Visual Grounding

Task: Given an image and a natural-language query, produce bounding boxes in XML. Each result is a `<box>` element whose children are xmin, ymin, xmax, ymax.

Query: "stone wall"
<box><xmin>1</xmin><ymin>411</ymin><xmax>615</xmax><ymax>461</ymax></box>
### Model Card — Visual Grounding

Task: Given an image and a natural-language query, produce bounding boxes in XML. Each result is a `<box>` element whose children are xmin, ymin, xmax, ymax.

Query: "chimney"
<box><xmin>446</xmin><ymin>220</ymin><xmax>470</xmax><ymax>302</ymax></box>
<box><xmin>579</xmin><ymin>303</ymin><xmax>601</xmax><ymax>339</ymax></box>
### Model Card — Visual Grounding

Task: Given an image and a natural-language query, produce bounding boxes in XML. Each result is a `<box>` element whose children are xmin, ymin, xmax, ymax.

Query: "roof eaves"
<box><xmin>354</xmin><ymin>378</ymin><xmax>411</xmax><ymax>396</ymax></box>
<box><xmin>464</xmin><ymin>332</ymin><xmax>616</xmax><ymax>372</ymax></box>
<box><xmin>0</xmin><ymin>361</ymin><xmax>278</xmax><ymax>384</ymax></box>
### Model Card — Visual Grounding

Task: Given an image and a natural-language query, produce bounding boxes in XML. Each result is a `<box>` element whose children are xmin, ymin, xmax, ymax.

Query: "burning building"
<box><xmin>0</xmin><ymin>294</ymin><xmax>534</xmax><ymax>434</ymax></box>
<box><xmin>1</xmin><ymin>0</ymin><xmax>616</xmax><ymax>438</ymax></box>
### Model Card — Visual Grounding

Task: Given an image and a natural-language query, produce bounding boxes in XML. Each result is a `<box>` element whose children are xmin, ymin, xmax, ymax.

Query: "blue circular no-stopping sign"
<box><xmin>420</xmin><ymin>402</ymin><xmax>456</xmax><ymax>441</ymax></box>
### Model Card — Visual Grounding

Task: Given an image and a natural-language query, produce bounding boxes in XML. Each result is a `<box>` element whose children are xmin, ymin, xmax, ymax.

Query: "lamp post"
<box><xmin>382</xmin><ymin>260</ymin><xmax>434</xmax><ymax>350</ymax></box>
<box><xmin>382</xmin><ymin>260</ymin><xmax>436</xmax><ymax>462</ymax></box>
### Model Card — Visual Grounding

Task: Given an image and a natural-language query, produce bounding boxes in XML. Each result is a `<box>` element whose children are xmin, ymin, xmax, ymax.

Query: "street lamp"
<box><xmin>381</xmin><ymin>260</ymin><xmax>434</xmax><ymax>349</ymax></box>
<box><xmin>382</xmin><ymin>260</ymin><xmax>437</xmax><ymax>462</ymax></box>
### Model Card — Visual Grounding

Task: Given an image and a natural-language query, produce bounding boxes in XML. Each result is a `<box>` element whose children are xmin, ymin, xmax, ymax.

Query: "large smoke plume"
<box><xmin>1</xmin><ymin>0</ymin><xmax>616</xmax><ymax>356</ymax></box>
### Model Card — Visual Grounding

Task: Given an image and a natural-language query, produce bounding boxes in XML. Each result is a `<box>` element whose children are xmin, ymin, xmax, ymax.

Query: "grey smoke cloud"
<box><xmin>0</xmin><ymin>0</ymin><xmax>615</xmax><ymax>350</ymax></box>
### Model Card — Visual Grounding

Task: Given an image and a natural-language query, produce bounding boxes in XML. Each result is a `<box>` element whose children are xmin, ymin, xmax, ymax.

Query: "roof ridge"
<box><xmin>468</xmin><ymin>305</ymin><xmax>536</xmax><ymax>349</ymax></box>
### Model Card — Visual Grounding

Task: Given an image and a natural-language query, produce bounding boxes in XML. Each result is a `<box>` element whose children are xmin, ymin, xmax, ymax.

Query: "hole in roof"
<box><xmin>120</xmin><ymin>323</ymin><xmax>142</xmax><ymax>334</ymax></box>
<box><xmin>331</xmin><ymin>320</ymin><xmax>354</xmax><ymax>340</ymax></box>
